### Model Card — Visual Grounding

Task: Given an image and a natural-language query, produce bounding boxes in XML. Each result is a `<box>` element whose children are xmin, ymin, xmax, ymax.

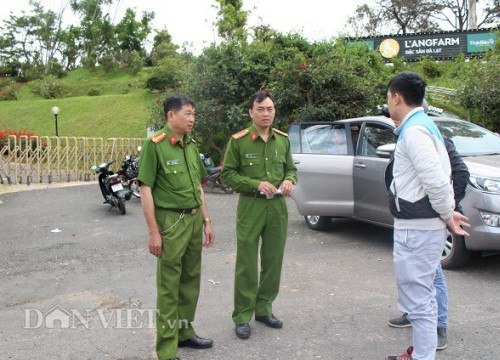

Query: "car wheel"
<box><xmin>441</xmin><ymin>233</ymin><xmax>472</xmax><ymax>269</ymax></box>
<box><xmin>305</xmin><ymin>215</ymin><xmax>331</xmax><ymax>230</ymax></box>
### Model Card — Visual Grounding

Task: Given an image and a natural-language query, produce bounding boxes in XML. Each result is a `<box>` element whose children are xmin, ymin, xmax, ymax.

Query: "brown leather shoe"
<box><xmin>255</xmin><ymin>314</ymin><xmax>283</xmax><ymax>328</ymax></box>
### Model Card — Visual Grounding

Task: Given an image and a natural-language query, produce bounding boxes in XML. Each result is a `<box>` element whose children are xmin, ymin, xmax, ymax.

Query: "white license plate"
<box><xmin>111</xmin><ymin>183</ymin><xmax>123</xmax><ymax>192</ymax></box>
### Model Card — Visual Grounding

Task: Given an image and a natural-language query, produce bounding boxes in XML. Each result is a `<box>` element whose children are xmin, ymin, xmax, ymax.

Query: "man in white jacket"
<box><xmin>385</xmin><ymin>72</ymin><xmax>470</xmax><ymax>360</ymax></box>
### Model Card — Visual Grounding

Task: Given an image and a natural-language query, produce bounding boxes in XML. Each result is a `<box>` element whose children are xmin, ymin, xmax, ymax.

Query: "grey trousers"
<box><xmin>393</xmin><ymin>228</ymin><xmax>447</xmax><ymax>360</ymax></box>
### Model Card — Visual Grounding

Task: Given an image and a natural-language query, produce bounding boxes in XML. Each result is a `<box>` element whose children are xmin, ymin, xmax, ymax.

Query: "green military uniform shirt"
<box><xmin>138</xmin><ymin>125</ymin><xmax>207</xmax><ymax>209</ymax></box>
<box><xmin>222</xmin><ymin>125</ymin><xmax>297</xmax><ymax>191</ymax></box>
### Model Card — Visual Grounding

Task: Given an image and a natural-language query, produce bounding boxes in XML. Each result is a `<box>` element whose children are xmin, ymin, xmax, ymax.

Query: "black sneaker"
<box><xmin>437</xmin><ymin>327</ymin><xmax>448</xmax><ymax>350</ymax></box>
<box><xmin>388</xmin><ymin>313</ymin><xmax>412</xmax><ymax>328</ymax></box>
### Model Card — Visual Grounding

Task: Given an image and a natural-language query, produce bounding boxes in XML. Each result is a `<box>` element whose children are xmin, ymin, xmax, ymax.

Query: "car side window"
<box><xmin>289</xmin><ymin>124</ymin><xmax>301</xmax><ymax>154</ymax></box>
<box><xmin>359</xmin><ymin>124</ymin><xmax>396</xmax><ymax>157</ymax></box>
<box><xmin>300</xmin><ymin>124</ymin><xmax>348</xmax><ymax>155</ymax></box>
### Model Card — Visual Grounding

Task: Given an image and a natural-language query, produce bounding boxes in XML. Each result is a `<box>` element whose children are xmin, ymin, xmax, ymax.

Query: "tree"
<box><xmin>432</xmin><ymin>0</ymin><xmax>469</xmax><ymax>31</ymax></box>
<box><xmin>149</xmin><ymin>29</ymin><xmax>180</xmax><ymax>66</ymax></box>
<box><xmin>60</xmin><ymin>25</ymin><xmax>81</xmax><ymax>70</ymax></box>
<box><xmin>114</xmin><ymin>8</ymin><xmax>154</xmax><ymax>55</ymax></box>
<box><xmin>271</xmin><ymin>39</ymin><xmax>391</xmax><ymax>122</ymax></box>
<box><xmin>213</xmin><ymin>0</ymin><xmax>250</xmax><ymax>41</ymax></box>
<box><xmin>346</xmin><ymin>0</ymin><xmax>499</xmax><ymax>36</ymax></box>
<box><xmin>346</xmin><ymin>4</ymin><xmax>381</xmax><ymax>36</ymax></box>
<box><xmin>346</xmin><ymin>0</ymin><xmax>444</xmax><ymax>35</ymax></box>
<box><xmin>185</xmin><ymin>39</ymin><xmax>275</xmax><ymax>158</ymax></box>
<box><xmin>185</xmin><ymin>30</ymin><xmax>392</xmax><ymax>159</ymax></box>
<box><xmin>0</xmin><ymin>0</ymin><xmax>68</xmax><ymax>77</ymax></box>
<box><xmin>428</xmin><ymin>0</ymin><xmax>498</xmax><ymax>31</ymax></box>
<box><xmin>458</xmin><ymin>36</ymin><xmax>500</xmax><ymax>132</ymax></box>
<box><xmin>477</xmin><ymin>0</ymin><xmax>500</xmax><ymax>28</ymax></box>
<box><xmin>142</xmin><ymin>29</ymin><xmax>185</xmax><ymax>90</ymax></box>
<box><xmin>70</xmin><ymin>0</ymin><xmax>116</xmax><ymax>68</ymax></box>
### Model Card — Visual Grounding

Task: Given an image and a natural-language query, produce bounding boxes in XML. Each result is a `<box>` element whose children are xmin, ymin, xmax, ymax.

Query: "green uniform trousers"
<box><xmin>155</xmin><ymin>208</ymin><xmax>202</xmax><ymax>360</ymax></box>
<box><xmin>232</xmin><ymin>195</ymin><xmax>288</xmax><ymax>325</ymax></box>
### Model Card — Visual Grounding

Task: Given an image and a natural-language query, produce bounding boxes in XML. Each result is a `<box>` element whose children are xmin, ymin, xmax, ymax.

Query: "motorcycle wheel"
<box><xmin>129</xmin><ymin>180</ymin><xmax>141</xmax><ymax>198</ymax></box>
<box><xmin>98</xmin><ymin>174</ymin><xmax>110</xmax><ymax>202</ymax></box>
<box><xmin>117</xmin><ymin>197</ymin><xmax>126</xmax><ymax>215</ymax></box>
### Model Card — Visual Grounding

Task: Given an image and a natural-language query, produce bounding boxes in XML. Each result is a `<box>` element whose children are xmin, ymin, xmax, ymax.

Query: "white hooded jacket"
<box><xmin>390</xmin><ymin>108</ymin><xmax>455</xmax><ymax>230</ymax></box>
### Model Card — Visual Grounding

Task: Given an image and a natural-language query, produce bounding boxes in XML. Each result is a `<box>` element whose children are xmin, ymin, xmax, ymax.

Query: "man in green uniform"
<box><xmin>138</xmin><ymin>94</ymin><xmax>215</xmax><ymax>360</ymax></box>
<box><xmin>221</xmin><ymin>91</ymin><xmax>297</xmax><ymax>340</ymax></box>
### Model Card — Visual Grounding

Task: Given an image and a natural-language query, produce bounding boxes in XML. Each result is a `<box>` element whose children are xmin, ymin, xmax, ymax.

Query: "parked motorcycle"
<box><xmin>117</xmin><ymin>147</ymin><xmax>141</xmax><ymax>198</ymax></box>
<box><xmin>91</xmin><ymin>161</ymin><xmax>132</xmax><ymax>215</ymax></box>
<box><xmin>201</xmin><ymin>153</ymin><xmax>234</xmax><ymax>194</ymax></box>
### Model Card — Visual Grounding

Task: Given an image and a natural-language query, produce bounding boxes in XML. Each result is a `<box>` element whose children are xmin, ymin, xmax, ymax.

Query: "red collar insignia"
<box><xmin>251</xmin><ymin>132</ymin><xmax>257</xmax><ymax>141</ymax></box>
<box><xmin>169</xmin><ymin>134</ymin><xmax>177</xmax><ymax>145</ymax></box>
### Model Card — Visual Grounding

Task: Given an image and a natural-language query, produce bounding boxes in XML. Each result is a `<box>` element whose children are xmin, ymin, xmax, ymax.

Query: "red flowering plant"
<box><xmin>0</xmin><ymin>129</ymin><xmax>44</xmax><ymax>155</ymax></box>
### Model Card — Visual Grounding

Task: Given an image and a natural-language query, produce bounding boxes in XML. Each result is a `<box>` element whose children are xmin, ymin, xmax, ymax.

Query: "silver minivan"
<box><xmin>289</xmin><ymin>117</ymin><xmax>500</xmax><ymax>269</ymax></box>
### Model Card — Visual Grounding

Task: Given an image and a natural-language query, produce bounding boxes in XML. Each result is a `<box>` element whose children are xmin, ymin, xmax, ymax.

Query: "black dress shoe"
<box><xmin>178</xmin><ymin>335</ymin><xmax>213</xmax><ymax>349</ymax></box>
<box><xmin>255</xmin><ymin>314</ymin><xmax>283</xmax><ymax>328</ymax></box>
<box><xmin>235</xmin><ymin>323</ymin><xmax>251</xmax><ymax>339</ymax></box>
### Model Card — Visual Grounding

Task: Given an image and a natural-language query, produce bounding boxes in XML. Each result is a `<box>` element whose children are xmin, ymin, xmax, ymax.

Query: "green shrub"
<box><xmin>48</xmin><ymin>61</ymin><xmax>67</xmax><ymax>79</ymax></box>
<box><xmin>458</xmin><ymin>52</ymin><xmax>500</xmax><ymax>132</ymax></box>
<box><xmin>120</xmin><ymin>50</ymin><xmax>143</xmax><ymax>75</ymax></box>
<box><xmin>143</xmin><ymin>57</ymin><xmax>184</xmax><ymax>91</ymax></box>
<box><xmin>87</xmin><ymin>88</ymin><xmax>101</xmax><ymax>96</ymax></box>
<box><xmin>0</xmin><ymin>82</ymin><xmax>19</xmax><ymax>101</ymax></box>
<box><xmin>419</xmin><ymin>57</ymin><xmax>443</xmax><ymax>78</ymax></box>
<box><xmin>98</xmin><ymin>53</ymin><xmax>116</xmax><ymax>73</ymax></box>
<box><xmin>30</xmin><ymin>75</ymin><xmax>69</xmax><ymax>99</ymax></box>
<box><xmin>21</xmin><ymin>64</ymin><xmax>45</xmax><ymax>81</ymax></box>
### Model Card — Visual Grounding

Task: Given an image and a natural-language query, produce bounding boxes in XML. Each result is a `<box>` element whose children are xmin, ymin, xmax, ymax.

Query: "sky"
<box><xmin>0</xmin><ymin>0</ymin><xmax>372</xmax><ymax>54</ymax></box>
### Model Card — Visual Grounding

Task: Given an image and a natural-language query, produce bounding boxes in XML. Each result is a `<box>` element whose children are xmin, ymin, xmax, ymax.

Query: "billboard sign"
<box><xmin>350</xmin><ymin>28</ymin><xmax>497</xmax><ymax>61</ymax></box>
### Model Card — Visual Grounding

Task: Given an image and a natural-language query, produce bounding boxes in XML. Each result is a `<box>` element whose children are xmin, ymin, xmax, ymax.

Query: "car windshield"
<box><xmin>435</xmin><ymin>120</ymin><xmax>500</xmax><ymax>156</ymax></box>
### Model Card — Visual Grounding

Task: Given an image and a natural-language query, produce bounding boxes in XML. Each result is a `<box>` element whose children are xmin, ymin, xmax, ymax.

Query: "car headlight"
<box><xmin>479</xmin><ymin>211</ymin><xmax>500</xmax><ymax>227</ymax></box>
<box><xmin>469</xmin><ymin>175</ymin><xmax>500</xmax><ymax>194</ymax></box>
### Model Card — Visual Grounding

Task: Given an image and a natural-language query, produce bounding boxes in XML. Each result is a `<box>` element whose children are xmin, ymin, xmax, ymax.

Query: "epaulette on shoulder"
<box><xmin>232</xmin><ymin>129</ymin><xmax>249</xmax><ymax>140</ymax></box>
<box><xmin>151</xmin><ymin>132</ymin><xmax>166</xmax><ymax>144</ymax></box>
<box><xmin>273</xmin><ymin>128</ymin><xmax>288</xmax><ymax>137</ymax></box>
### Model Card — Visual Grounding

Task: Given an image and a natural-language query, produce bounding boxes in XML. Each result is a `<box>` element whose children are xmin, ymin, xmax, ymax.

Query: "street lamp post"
<box><xmin>51</xmin><ymin>106</ymin><xmax>60</xmax><ymax>137</ymax></box>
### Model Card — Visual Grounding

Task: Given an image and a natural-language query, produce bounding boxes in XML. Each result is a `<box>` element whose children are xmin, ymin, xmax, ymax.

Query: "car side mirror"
<box><xmin>376</xmin><ymin>143</ymin><xmax>396</xmax><ymax>159</ymax></box>
<box><xmin>379</xmin><ymin>104</ymin><xmax>390</xmax><ymax>118</ymax></box>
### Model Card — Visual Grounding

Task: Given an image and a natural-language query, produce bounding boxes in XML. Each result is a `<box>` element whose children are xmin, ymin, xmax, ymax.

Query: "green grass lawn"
<box><xmin>0</xmin><ymin>68</ymin><xmax>164</xmax><ymax>139</ymax></box>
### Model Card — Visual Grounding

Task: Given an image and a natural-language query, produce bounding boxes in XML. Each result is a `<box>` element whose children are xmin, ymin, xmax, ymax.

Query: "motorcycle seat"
<box><xmin>207</xmin><ymin>167</ymin><xmax>222</xmax><ymax>175</ymax></box>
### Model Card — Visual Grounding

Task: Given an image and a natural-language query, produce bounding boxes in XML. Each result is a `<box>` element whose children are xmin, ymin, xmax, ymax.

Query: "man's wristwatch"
<box><xmin>203</xmin><ymin>217</ymin><xmax>212</xmax><ymax>224</ymax></box>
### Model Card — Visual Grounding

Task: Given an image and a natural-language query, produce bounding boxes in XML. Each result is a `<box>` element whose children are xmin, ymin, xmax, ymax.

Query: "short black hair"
<box><xmin>388</xmin><ymin>71</ymin><xmax>426</xmax><ymax>107</ymax></box>
<box><xmin>248</xmin><ymin>91</ymin><xmax>274</xmax><ymax>110</ymax></box>
<box><xmin>163</xmin><ymin>94</ymin><xmax>195</xmax><ymax>115</ymax></box>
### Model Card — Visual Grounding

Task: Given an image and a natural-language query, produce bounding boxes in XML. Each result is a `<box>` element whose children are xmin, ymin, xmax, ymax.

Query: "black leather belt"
<box><xmin>241</xmin><ymin>192</ymin><xmax>282</xmax><ymax>199</ymax></box>
<box><xmin>164</xmin><ymin>208</ymin><xmax>198</xmax><ymax>215</ymax></box>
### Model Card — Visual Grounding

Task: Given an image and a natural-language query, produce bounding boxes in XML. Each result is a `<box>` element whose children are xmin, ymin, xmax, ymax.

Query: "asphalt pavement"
<box><xmin>0</xmin><ymin>184</ymin><xmax>499</xmax><ymax>359</ymax></box>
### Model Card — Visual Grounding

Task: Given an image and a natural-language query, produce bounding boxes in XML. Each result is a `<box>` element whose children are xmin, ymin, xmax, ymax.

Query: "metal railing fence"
<box><xmin>427</xmin><ymin>86</ymin><xmax>458</xmax><ymax>103</ymax></box>
<box><xmin>0</xmin><ymin>136</ymin><xmax>143</xmax><ymax>185</ymax></box>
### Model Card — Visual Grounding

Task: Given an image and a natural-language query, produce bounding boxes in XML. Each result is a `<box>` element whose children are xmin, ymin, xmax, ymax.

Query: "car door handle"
<box><xmin>354</xmin><ymin>162</ymin><xmax>366</xmax><ymax>169</ymax></box>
